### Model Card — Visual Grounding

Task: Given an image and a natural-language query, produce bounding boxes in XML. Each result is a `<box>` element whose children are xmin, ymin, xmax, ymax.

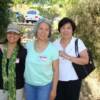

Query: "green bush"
<box><xmin>0</xmin><ymin>0</ymin><xmax>12</xmax><ymax>41</ymax></box>
<box><xmin>66</xmin><ymin>0</ymin><xmax>100</xmax><ymax>67</ymax></box>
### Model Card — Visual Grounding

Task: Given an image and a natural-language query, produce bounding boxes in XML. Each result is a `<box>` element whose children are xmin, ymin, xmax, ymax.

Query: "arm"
<box><xmin>18</xmin><ymin>46</ymin><xmax>27</xmax><ymax>76</ymax></box>
<box><xmin>50</xmin><ymin>59</ymin><xmax>59</xmax><ymax>100</ymax></box>
<box><xmin>60</xmin><ymin>49</ymin><xmax>89</xmax><ymax>65</ymax></box>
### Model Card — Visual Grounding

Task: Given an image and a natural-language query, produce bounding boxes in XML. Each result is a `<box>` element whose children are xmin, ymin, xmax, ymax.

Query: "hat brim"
<box><xmin>7</xmin><ymin>29</ymin><xmax>20</xmax><ymax>34</ymax></box>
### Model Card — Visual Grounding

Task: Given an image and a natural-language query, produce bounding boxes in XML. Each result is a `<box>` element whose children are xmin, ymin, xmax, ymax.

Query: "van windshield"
<box><xmin>27</xmin><ymin>10</ymin><xmax>39</xmax><ymax>15</ymax></box>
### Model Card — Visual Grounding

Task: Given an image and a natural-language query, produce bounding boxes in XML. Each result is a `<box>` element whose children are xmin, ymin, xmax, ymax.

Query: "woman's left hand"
<box><xmin>59</xmin><ymin>51</ymin><xmax>72</xmax><ymax>61</ymax></box>
<box><xmin>59</xmin><ymin>51</ymin><xmax>70</xmax><ymax>60</ymax></box>
<box><xmin>50</xmin><ymin>90</ymin><xmax>56</xmax><ymax>100</ymax></box>
<box><xmin>59</xmin><ymin>51</ymin><xmax>66</xmax><ymax>58</ymax></box>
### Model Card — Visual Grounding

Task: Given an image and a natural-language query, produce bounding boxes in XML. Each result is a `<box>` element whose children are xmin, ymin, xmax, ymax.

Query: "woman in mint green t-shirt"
<box><xmin>24</xmin><ymin>19</ymin><xmax>59</xmax><ymax>100</ymax></box>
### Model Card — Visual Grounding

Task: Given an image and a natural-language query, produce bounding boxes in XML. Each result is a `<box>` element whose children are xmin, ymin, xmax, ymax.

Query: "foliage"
<box><xmin>1</xmin><ymin>0</ymin><xmax>100</xmax><ymax>67</ymax></box>
<box><xmin>66</xmin><ymin>0</ymin><xmax>100</xmax><ymax>66</ymax></box>
<box><xmin>0</xmin><ymin>0</ymin><xmax>13</xmax><ymax>41</ymax></box>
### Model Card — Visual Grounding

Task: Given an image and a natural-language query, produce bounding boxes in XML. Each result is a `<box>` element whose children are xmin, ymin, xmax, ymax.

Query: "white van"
<box><xmin>25</xmin><ymin>9</ymin><xmax>42</xmax><ymax>23</ymax></box>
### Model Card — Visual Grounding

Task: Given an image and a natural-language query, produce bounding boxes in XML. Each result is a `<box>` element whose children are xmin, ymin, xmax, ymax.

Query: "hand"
<box><xmin>59</xmin><ymin>51</ymin><xmax>66</xmax><ymax>58</ymax></box>
<box><xmin>50</xmin><ymin>90</ymin><xmax>56</xmax><ymax>100</ymax></box>
<box><xmin>59</xmin><ymin>51</ymin><xmax>71</xmax><ymax>60</ymax></box>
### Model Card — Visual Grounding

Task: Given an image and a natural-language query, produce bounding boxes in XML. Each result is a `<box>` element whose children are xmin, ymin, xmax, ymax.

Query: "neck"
<box><xmin>6</xmin><ymin>43</ymin><xmax>17</xmax><ymax>58</ymax></box>
<box><xmin>36</xmin><ymin>39</ymin><xmax>48</xmax><ymax>45</ymax></box>
<box><xmin>35</xmin><ymin>39</ymin><xmax>49</xmax><ymax>52</ymax></box>
<box><xmin>61</xmin><ymin>37</ymin><xmax>72</xmax><ymax>44</ymax></box>
<box><xmin>60</xmin><ymin>37</ymin><xmax>72</xmax><ymax>49</ymax></box>
<box><xmin>7</xmin><ymin>43</ymin><xmax>17</xmax><ymax>49</ymax></box>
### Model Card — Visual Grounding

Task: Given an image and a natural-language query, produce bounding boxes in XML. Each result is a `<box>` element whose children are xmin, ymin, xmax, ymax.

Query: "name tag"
<box><xmin>39</xmin><ymin>56</ymin><xmax>48</xmax><ymax>61</ymax></box>
<box><xmin>16</xmin><ymin>58</ymin><xmax>20</xmax><ymax>63</ymax></box>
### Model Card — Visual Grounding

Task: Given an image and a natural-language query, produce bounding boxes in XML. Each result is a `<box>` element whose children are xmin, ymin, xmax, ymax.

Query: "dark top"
<box><xmin>0</xmin><ymin>45</ymin><xmax>27</xmax><ymax>89</ymax></box>
<box><xmin>6</xmin><ymin>59</ymin><xmax>9</xmax><ymax>76</ymax></box>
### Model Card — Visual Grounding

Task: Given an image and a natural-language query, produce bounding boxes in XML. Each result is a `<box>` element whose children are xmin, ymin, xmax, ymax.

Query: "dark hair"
<box><xmin>1</xmin><ymin>38</ymin><xmax>22</xmax><ymax>47</ymax></box>
<box><xmin>58</xmin><ymin>17</ymin><xmax>76</xmax><ymax>33</ymax></box>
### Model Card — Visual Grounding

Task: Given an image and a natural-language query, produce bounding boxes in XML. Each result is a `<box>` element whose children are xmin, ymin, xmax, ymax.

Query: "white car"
<box><xmin>25</xmin><ymin>9</ymin><xmax>43</xmax><ymax>23</ymax></box>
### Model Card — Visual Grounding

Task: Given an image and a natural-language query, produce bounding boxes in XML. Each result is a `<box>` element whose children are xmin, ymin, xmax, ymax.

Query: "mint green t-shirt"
<box><xmin>24</xmin><ymin>41</ymin><xmax>59</xmax><ymax>86</ymax></box>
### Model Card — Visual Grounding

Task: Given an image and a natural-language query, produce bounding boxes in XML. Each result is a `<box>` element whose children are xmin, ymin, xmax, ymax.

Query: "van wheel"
<box><xmin>26</xmin><ymin>20</ymin><xmax>29</xmax><ymax>23</ymax></box>
<box><xmin>31</xmin><ymin>21</ymin><xmax>34</xmax><ymax>23</ymax></box>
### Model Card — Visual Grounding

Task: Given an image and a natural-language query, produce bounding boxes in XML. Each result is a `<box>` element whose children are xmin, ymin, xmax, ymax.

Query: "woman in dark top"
<box><xmin>0</xmin><ymin>23</ymin><xmax>27</xmax><ymax>100</ymax></box>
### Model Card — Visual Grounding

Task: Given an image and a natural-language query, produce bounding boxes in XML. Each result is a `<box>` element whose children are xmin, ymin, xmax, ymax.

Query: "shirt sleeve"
<box><xmin>24</xmin><ymin>41</ymin><xmax>31</xmax><ymax>49</ymax></box>
<box><xmin>51</xmin><ymin>45</ymin><xmax>59</xmax><ymax>61</ymax></box>
<box><xmin>53</xmin><ymin>39</ymin><xmax>60</xmax><ymax>51</ymax></box>
<box><xmin>78</xmin><ymin>39</ymin><xmax>87</xmax><ymax>54</ymax></box>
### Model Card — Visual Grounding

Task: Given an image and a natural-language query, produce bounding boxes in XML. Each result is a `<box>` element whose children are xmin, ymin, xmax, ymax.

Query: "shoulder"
<box><xmin>77</xmin><ymin>38</ymin><xmax>85</xmax><ymax>46</ymax></box>
<box><xmin>0</xmin><ymin>44</ymin><xmax>3</xmax><ymax>48</ymax></box>
<box><xmin>49</xmin><ymin>42</ymin><xmax>59</xmax><ymax>52</ymax></box>
<box><xmin>48</xmin><ymin>42</ymin><xmax>59</xmax><ymax>60</ymax></box>
<box><xmin>49</xmin><ymin>42</ymin><xmax>57</xmax><ymax>49</ymax></box>
<box><xmin>0</xmin><ymin>46</ymin><xmax>2</xmax><ymax>55</ymax></box>
<box><xmin>25</xmin><ymin>40</ymin><xmax>33</xmax><ymax>49</ymax></box>
<box><xmin>26</xmin><ymin>40</ymin><xmax>33</xmax><ymax>45</ymax></box>
<box><xmin>75</xmin><ymin>37</ymin><xmax>87</xmax><ymax>53</ymax></box>
<box><xmin>0</xmin><ymin>44</ymin><xmax>4</xmax><ymax>52</ymax></box>
<box><xmin>19</xmin><ymin>45</ymin><xmax>27</xmax><ymax>52</ymax></box>
<box><xmin>53</xmin><ymin>38</ymin><xmax>61</xmax><ymax>49</ymax></box>
<box><xmin>18</xmin><ymin>45</ymin><xmax>27</xmax><ymax>57</ymax></box>
<box><xmin>53</xmin><ymin>38</ymin><xmax>60</xmax><ymax>45</ymax></box>
<box><xmin>72</xmin><ymin>37</ymin><xmax>85</xmax><ymax>45</ymax></box>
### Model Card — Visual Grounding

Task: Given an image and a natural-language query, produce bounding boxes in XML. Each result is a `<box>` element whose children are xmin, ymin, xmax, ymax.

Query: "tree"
<box><xmin>66</xmin><ymin>0</ymin><xmax>100</xmax><ymax>67</ymax></box>
<box><xmin>0</xmin><ymin>0</ymin><xmax>13</xmax><ymax>41</ymax></box>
